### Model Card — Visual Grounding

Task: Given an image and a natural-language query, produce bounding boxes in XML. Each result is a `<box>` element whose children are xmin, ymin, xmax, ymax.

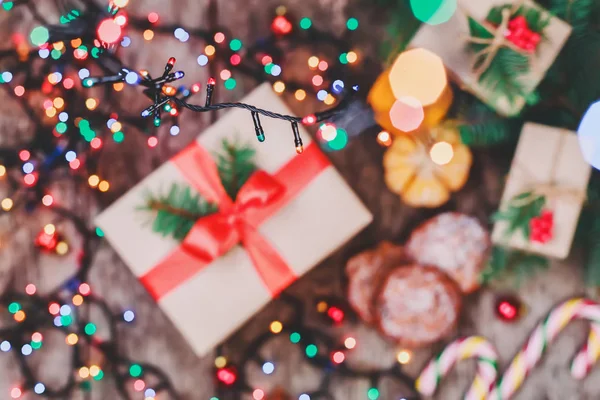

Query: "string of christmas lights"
<box><xmin>0</xmin><ymin>2</ymin><xmax>407</xmax><ymax>398</ymax></box>
<box><xmin>0</xmin><ymin>0</ymin><xmax>366</xmax><ymax>213</ymax></box>
<box><xmin>0</xmin><ymin>205</ymin><xmax>180</xmax><ymax>400</ymax></box>
<box><xmin>211</xmin><ymin>293</ymin><xmax>419</xmax><ymax>400</ymax></box>
<box><xmin>81</xmin><ymin>56</ymin><xmax>355</xmax><ymax>153</ymax></box>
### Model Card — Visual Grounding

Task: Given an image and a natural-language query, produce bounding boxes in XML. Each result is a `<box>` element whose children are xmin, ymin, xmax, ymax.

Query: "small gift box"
<box><xmin>95</xmin><ymin>83</ymin><xmax>372</xmax><ymax>357</ymax></box>
<box><xmin>491</xmin><ymin>123</ymin><xmax>591</xmax><ymax>258</ymax></box>
<box><xmin>410</xmin><ymin>0</ymin><xmax>571</xmax><ymax>117</ymax></box>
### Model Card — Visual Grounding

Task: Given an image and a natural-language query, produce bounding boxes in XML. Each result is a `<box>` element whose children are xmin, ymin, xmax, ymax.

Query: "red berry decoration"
<box><xmin>529</xmin><ymin>209</ymin><xmax>554</xmax><ymax>244</ymax></box>
<box><xmin>495</xmin><ymin>295</ymin><xmax>523</xmax><ymax>322</ymax></box>
<box><xmin>505</xmin><ymin>15</ymin><xmax>542</xmax><ymax>52</ymax></box>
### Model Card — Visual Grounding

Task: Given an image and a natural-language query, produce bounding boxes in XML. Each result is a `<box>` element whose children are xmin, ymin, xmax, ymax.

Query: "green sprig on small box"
<box><xmin>492</xmin><ymin>190</ymin><xmax>546</xmax><ymax>240</ymax></box>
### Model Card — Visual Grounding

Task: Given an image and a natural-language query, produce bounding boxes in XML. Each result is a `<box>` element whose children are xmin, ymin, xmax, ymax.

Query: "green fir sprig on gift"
<box><xmin>468</xmin><ymin>5</ymin><xmax>550</xmax><ymax>105</ymax></box>
<box><xmin>492</xmin><ymin>191</ymin><xmax>546</xmax><ymax>240</ymax></box>
<box><xmin>140</xmin><ymin>140</ymin><xmax>257</xmax><ymax>241</ymax></box>
<box><xmin>481</xmin><ymin>246</ymin><xmax>549</xmax><ymax>286</ymax></box>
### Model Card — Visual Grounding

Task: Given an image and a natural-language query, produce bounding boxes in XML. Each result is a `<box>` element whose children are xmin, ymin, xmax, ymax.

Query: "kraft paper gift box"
<box><xmin>491</xmin><ymin>123</ymin><xmax>591</xmax><ymax>259</ymax></box>
<box><xmin>409</xmin><ymin>0</ymin><xmax>571</xmax><ymax>117</ymax></box>
<box><xmin>95</xmin><ymin>83</ymin><xmax>372</xmax><ymax>357</ymax></box>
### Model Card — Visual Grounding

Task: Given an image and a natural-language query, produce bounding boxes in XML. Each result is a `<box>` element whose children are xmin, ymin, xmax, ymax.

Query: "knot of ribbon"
<box><xmin>174</xmin><ymin>144</ymin><xmax>296</xmax><ymax>296</ymax></box>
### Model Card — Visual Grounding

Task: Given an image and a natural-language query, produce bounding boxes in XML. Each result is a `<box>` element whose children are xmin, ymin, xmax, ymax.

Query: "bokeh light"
<box><xmin>389</xmin><ymin>96</ymin><xmax>424</xmax><ymax>132</ymax></box>
<box><xmin>388</xmin><ymin>48</ymin><xmax>448</xmax><ymax>107</ymax></box>
<box><xmin>578</xmin><ymin>101</ymin><xmax>600</xmax><ymax>170</ymax></box>
<box><xmin>97</xmin><ymin>19</ymin><xmax>122</xmax><ymax>44</ymax></box>
<box><xmin>410</xmin><ymin>0</ymin><xmax>456</xmax><ymax>25</ymax></box>
<box><xmin>429</xmin><ymin>141</ymin><xmax>454</xmax><ymax>165</ymax></box>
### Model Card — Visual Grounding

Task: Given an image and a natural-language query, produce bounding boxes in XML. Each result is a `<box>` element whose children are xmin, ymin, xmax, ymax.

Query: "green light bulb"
<box><xmin>154</xmin><ymin>117</ymin><xmax>161</xmax><ymax>127</ymax></box>
<box><xmin>290</xmin><ymin>332</ymin><xmax>301</xmax><ymax>343</ymax></box>
<box><xmin>299</xmin><ymin>18</ymin><xmax>312</xmax><ymax>29</ymax></box>
<box><xmin>367</xmin><ymin>388</ymin><xmax>379</xmax><ymax>400</ymax></box>
<box><xmin>129</xmin><ymin>364</ymin><xmax>143</xmax><ymax>377</ymax></box>
<box><xmin>346</xmin><ymin>18</ymin><xmax>359</xmax><ymax>30</ymax></box>
<box><xmin>84</xmin><ymin>323</ymin><xmax>96</xmax><ymax>335</ymax></box>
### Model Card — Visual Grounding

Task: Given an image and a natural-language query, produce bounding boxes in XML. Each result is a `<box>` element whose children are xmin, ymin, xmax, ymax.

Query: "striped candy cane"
<box><xmin>488</xmin><ymin>298</ymin><xmax>600</xmax><ymax>400</ymax></box>
<box><xmin>416</xmin><ymin>336</ymin><xmax>499</xmax><ymax>400</ymax></box>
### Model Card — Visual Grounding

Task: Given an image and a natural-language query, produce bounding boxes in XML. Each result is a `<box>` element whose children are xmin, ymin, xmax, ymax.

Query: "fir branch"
<box><xmin>216</xmin><ymin>139</ymin><xmax>257</xmax><ymax>200</ymax></box>
<box><xmin>453</xmin><ymin>98</ymin><xmax>522</xmax><ymax>147</ymax></box>
<box><xmin>548</xmin><ymin>0</ymin><xmax>596</xmax><ymax>35</ymax></box>
<box><xmin>492</xmin><ymin>191</ymin><xmax>546</xmax><ymax>240</ymax></box>
<box><xmin>141</xmin><ymin>183</ymin><xmax>218</xmax><ymax>241</ymax></box>
<box><xmin>140</xmin><ymin>140</ymin><xmax>257</xmax><ymax>242</ymax></box>
<box><xmin>481</xmin><ymin>246</ymin><xmax>550</xmax><ymax>286</ymax></box>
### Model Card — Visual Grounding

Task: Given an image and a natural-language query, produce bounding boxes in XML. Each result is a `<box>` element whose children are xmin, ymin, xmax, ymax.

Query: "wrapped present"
<box><xmin>491</xmin><ymin>123</ymin><xmax>591</xmax><ymax>258</ymax></box>
<box><xmin>410</xmin><ymin>0</ymin><xmax>571</xmax><ymax>117</ymax></box>
<box><xmin>95</xmin><ymin>83</ymin><xmax>372</xmax><ymax>357</ymax></box>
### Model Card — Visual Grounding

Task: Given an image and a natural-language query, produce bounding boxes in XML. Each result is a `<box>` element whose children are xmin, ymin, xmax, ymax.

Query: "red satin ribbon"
<box><xmin>139</xmin><ymin>142</ymin><xmax>330</xmax><ymax>300</ymax></box>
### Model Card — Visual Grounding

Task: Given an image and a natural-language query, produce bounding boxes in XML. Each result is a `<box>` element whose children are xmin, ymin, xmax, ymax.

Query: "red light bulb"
<box><xmin>494</xmin><ymin>295</ymin><xmax>522</xmax><ymax>322</ymax></box>
<box><xmin>327</xmin><ymin>306</ymin><xmax>345</xmax><ymax>324</ymax></box>
<box><xmin>97</xmin><ymin>18</ymin><xmax>122</xmax><ymax>44</ymax></box>
<box><xmin>217</xmin><ymin>367</ymin><xmax>237</xmax><ymax>386</ymax></box>
<box><xmin>168</xmin><ymin>57</ymin><xmax>176</xmax><ymax>66</ymax></box>
<box><xmin>207</xmin><ymin>77</ymin><xmax>216</xmax><ymax>86</ymax></box>
<box><xmin>302</xmin><ymin>114</ymin><xmax>317</xmax><ymax>125</ymax></box>
<box><xmin>271</xmin><ymin>15</ymin><xmax>293</xmax><ymax>35</ymax></box>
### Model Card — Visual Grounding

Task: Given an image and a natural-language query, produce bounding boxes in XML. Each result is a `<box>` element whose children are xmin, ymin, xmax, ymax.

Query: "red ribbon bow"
<box><xmin>139</xmin><ymin>141</ymin><xmax>330</xmax><ymax>300</ymax></box>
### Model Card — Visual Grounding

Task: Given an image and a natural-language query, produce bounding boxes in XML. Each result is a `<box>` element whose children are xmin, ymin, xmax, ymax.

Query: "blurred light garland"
<box><xmin>0</xmin><ymin>206</ymin><xmax>180</xmax><ymax>399</ymax></box>
<box><xmin>210</xmin><ymin>294</ymin><xmax>419</xmax><ymax>400</ymax></box>
<box><xmin>0</xmin><ymin>1</ymin><xmax>391</xmax><ymax>398</ymax></box>
<box><xmin>0</xmin><ymin>0</ymin><xmax>367</xmax><ymax>214</ymax></box>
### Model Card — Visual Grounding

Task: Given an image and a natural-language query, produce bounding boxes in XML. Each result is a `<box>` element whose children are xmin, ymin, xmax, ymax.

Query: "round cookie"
<box><xmin>406</xmin><ymin>212</ymin><xmax>490</xmax><ymax>293</ymax></box>
<box><xmin>376</xmin><ymin>265</ymin><xmax>461</xmax><ymax>347</ymax></box>
<box><xmin>346</xmin><ymin>242</ymin><xmax>407</xmax><ymax>324</ymax></box>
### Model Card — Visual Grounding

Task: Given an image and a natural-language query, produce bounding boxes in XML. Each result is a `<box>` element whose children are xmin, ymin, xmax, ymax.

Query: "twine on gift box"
<box><xmin>507</xmin><ymin>132</ymin><xmax>586</xmax><ymax>209</ymax></box>
<box><xmin>463</xmin><ymin>0</ymin><xmax>530</xmax><ymax>80</ymax></box>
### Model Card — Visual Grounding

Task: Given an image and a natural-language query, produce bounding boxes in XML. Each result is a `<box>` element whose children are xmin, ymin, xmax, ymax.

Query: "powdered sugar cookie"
<box><xmin>376</xmin><ymin>265</ymin><xmax>461</xmax><ymax>347</ymax></box>
<box><xmin>346</xmin><ymin>242</ymin><xmax>406</xmax><ymax>324</ymax></box>
<box><xmin>406</xmin><ymin>212</ymin><xmax>489</xmax><ymax>293</ymax></box>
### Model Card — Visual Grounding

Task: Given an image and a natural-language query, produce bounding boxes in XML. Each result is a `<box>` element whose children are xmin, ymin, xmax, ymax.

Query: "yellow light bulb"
<box><xmin>396</xmin><ymin>349</ymin><xmax>411</xmax><ymax>364</ymax></box>
<box><xmin>270</xmin><ymin>320</ymin><xmax>283</xmax><ymax>334</ymax></box>
<box><xmin>88</xmin><ymin>175</ymin><xmax>100</xmax><ymax>188</ymax></box>
<box><xmin>98</xmin><ymin>181</ymin><xmax>110</xmax><ymax>192</ymax></box>
<box><xmin>214</xmin><ymin>356</ymin><xmax>227</xmax><ymax>368</ymax></box>
<box><xmin>205</xmin><ymin>45</ymin><xmax>216</xmax><ymax>56</ymax></box>
<box><xmin>56</xmin><ymin>241</ymin><xmax>69</xmax><ymax>255</ymax></box>
<box><xmin>66</xmin><ymin>333</ymin><xmax>79</xmax><ymax>345</ymax></box>
<box><xmin>0</xmin><ymin>165</ymin><xmax>5</xmax><ymax>177</ymax></box>
<box><xmin>1</xmin><ymin>198</ymin><xmax>13</xmax><ymax>211</ymax></box>
<box><xmin>308</xmin><ymin>56</ymin><xmax>319</xmax><ymax>69</ymax></box>
<box><xmin>295</xmin><ymin>89</ymin><xmax>306</xmax><ymax>101</ymax></box>
<box><xmin>79</xmin><ymin>367</ymin><xmax>90</xmax><ymax>379</ymax></box>
<box><xmin>44</xmin><ymin>224</ymin><xmax>56</xmax><ymax>235</ymax></box>
<box><xmin>143</xmin><ymin>30</ymin><xmax>154</xmax><ymax>41</ymax></box>
<box><xmin>273</xmin><ymin>81</ymin><xmax>285</xmax><ymax>93</ymax></box>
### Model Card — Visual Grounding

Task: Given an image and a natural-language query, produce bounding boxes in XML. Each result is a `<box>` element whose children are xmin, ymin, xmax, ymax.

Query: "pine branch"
<box><xmin>141</xmin><ymin>183</ymin><xmax>218</xmax><ymax>241</ymax></box>
<box><xmin>481</xmin><ymin>246</ymin><xmax>549</xmax><ymax>286</ymax></box>
<box><xmin>453</xmin><ymin>97</ymin><xmax>522</xmax><ymax>147</ymax></box>
<box><xmin>146</xmin><ymin>200</ymin><xmax>202</xmax><ymax>221</ymax></box>
<box><xmin>548</xmin><ymin>0</ymin><xmax>596</xmax><ymax>35</ymax></box>
<box><xmin>140</xmin><ymin>140</ymin><xmax>257</xmax><ymax>242</ymax></box>
<box><xmin>216</xmin><ymin>139</ymin><xmax>257</xmax><ymax>200</ymax></box>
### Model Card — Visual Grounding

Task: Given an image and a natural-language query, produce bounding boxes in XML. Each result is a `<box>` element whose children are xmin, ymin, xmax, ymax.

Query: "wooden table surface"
<box><xmin>1</xmin><ymin>1</ymin><xmax>599</xmax><ymax>399</ymax></box>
